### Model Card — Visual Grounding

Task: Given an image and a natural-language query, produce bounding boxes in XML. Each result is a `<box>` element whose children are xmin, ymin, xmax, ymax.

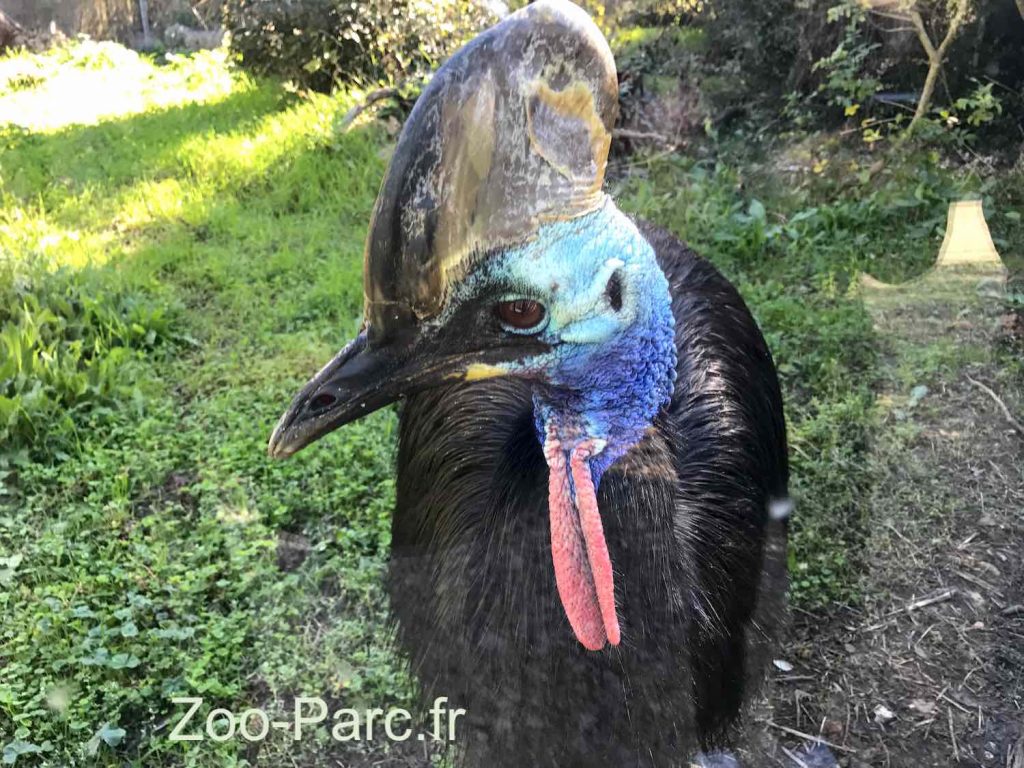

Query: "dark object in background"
<box><xmin>269</xmin><ymin>1</ymin><xmax>789</xmax><ymax>765</ymax></box>
<box><xmin>222</xmin><ymin>0</ymin><xmax>497</xmax><ymax>92</ymax></box>
<box><xmin>0</xmin><ymin>9</ymin><xmax>24</xmax><ymax>50</ymax></box>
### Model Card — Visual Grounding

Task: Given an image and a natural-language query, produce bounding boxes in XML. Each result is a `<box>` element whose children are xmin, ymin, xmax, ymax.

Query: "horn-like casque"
<box><xmin>362</xmin><ymin>0</ymin><xmax>618</xmax><ymax>345</ymax></box>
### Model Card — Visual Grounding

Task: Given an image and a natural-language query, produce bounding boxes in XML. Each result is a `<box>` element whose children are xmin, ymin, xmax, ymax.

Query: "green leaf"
<box><xmin>98</xmin><ymin>724</ymin><xmax>126</xmax><ymax>747</ymax></box>
<box><xmin>108</xmin><ymin>653</ymin><xmax>141</xmax><ymax>670</ymax></box>
<box><xmin>2</xmin><ymin>741</ymin><xmax>43</xmax><ymax>765</ymax></box>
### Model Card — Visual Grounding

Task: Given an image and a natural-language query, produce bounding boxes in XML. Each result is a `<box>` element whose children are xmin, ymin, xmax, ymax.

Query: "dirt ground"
<box><xmin>761</xmin><ymin>207</ymin><xmax>1024</xmax><ymax>768</ymax></box>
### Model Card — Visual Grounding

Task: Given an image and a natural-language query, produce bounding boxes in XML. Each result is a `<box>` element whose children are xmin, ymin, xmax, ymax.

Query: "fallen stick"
<box><xmin>863</xmin><ymin>589</ymin><xmax>959</xmax><ymax>631</ymax></box>
<box><xmin>947</xmin><ymin>706</ymin><xmax>959</xmax><ymax>762</ymax></box>
<box><xmin>956</xmin><ymin>569</ymin><xmax>1002</xmax><ymax>596</ymax></box>
<box><xmin>765</xmin><ymin>721</ymin><xmax>856</xmax><ymax>754</ymax></box>
<box><xmin>938</xmin><ymin>691</ymin><xmax>972</xmax><ymax>715</ymax></box>
<box><xmin>966</xmin><ymin>376</ymin><xmax>1024</xmax><ymax>434</ymax></box>
<box><xmin>780</xmin><ymin>745</ymin><xmax>810</xmax><ymax>768</ymax></box>
<box><xmin>890</xmin><ymin>588</ymin><xmax>958</xmax><ymax>616</ymax></box>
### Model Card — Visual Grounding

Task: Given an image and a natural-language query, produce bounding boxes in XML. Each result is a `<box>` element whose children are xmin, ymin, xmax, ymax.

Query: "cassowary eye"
<box><xmin>496</xmin><ymin>299</ymin><xmax>546</xmax><ymax>332</ymax></box>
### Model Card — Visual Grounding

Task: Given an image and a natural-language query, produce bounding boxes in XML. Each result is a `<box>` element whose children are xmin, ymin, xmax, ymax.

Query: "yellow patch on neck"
<box><xmin>463</xmin><ymin>363</ymin><xmax>507</xmax><ymax>381</ymax></box>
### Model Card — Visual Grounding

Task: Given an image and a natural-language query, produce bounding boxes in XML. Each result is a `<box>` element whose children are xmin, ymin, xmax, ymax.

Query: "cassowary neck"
<box><xmin>527</xmin><ymin>203</ymin><xmax>677</xmax><ymax>650</ymax></box>
<box><xmin>531</xmin><ymin>203</ymin><xmax>677</xmax><ymax>482</ymax></box>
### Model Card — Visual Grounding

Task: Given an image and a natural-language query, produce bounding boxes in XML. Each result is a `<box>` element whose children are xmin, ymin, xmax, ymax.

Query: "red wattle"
<box><xmin>569</xmin><ymin>443</ymin><xmax>620</xmax><ymax>646</ymax></box>
<box><xmin>544</xmin><ymin>435</ymin><xmax>620</xmax><ymax>651</ymax></box>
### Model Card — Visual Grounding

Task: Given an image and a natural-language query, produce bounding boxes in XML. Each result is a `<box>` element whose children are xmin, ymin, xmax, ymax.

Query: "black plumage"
<box><xmin>388</xmin><ymin>221</ymin><xmax>788</xmax><ymax>767</ymax></box>
<box><xmin>266</xmin><ymin>5</ymin><xmax>790</xmax><ymax>763</ymax></box>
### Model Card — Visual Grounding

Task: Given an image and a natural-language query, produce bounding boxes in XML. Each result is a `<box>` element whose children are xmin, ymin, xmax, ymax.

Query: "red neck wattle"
<box><xmin>543</xmin><ymin>435</ymin><xmax>620</xmax><ymax>651</ymax></box>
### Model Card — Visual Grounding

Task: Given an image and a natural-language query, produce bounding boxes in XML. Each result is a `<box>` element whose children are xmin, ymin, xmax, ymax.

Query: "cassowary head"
<box><xmin>269</xmin><ymin>0</ymin><xmax>676</xmax><ymax>651</ymax></box>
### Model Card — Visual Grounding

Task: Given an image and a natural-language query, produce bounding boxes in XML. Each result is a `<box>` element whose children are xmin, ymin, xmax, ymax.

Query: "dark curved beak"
<box><xmin>268</xmin><ymin>332</ymin><xmax>401</xmax><ymax>459</ymax></box>
<box><xmin>268</xmin><ymin>329</ymin><xmax>544</xmax><ymax>459</ymax></box>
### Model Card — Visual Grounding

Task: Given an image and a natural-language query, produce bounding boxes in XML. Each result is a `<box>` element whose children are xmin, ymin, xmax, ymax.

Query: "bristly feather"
<box><xmin>388</xmin><ymin>220</ymin><xmax>788</xmax><ymax>767</ymax></box>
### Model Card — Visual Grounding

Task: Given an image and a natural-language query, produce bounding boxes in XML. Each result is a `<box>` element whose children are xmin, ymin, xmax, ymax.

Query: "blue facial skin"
<box><xmin>450</xmin><ymin>198</ymin><xmax>677</xmax><ymax>485</ymax></box>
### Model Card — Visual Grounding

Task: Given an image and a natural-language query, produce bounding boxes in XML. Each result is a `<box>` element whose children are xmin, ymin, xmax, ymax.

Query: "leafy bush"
<box><xmin>604</xmin><ymin>0</ymin><xmax>1023</xmax><ymax>144</ymax></box>
<box><xmin>697</xmin><ymin>0</ymin><xmax>808</xmax><ymax>94</ymax></box>
<box><xmin>0</xmin><ymin>261</ymin><xmax>180</xmax><ymax>462</ymax></box>
<box><xmin>223</xmin><ymin>0</ymin><xmax>495</xmax><ymax>91</ymax></box>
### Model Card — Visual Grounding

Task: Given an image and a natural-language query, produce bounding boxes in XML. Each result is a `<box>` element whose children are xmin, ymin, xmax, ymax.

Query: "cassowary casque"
<box><xmin>269</xmin><ymin>1</ymin><xmax>790</xmax><ymax>765</ymax></box>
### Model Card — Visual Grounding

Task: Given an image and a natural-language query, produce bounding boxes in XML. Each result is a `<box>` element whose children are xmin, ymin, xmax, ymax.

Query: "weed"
<box><xmin>0</xmin><ymin>259</ymin><xmax>182</xmax><ymax>462</ymax></box>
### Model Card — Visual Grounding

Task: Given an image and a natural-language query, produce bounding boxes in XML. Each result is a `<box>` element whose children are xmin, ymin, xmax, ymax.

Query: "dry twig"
<box><xmin>338</xmin><ymin>87</ymin><xmax>401</xmax><ymax>132</ymax></box>
<box><xmin>966</xmin><ymin>376</ymin><xmax>1024</xmax><ymax>434</ymax></box>
<box><xmin>893</xmin><ymin>588</ymin><xmax>959</xmax><ymax>618</ymax></box>
<box><xmin>946</xmin><ymin>706</ymin><xmax>959</xmax><ymax>761</ymax></box>
<box><xmin>780</xmin><ymin>746</ymin><xmax>810</xmax><ymax>768</ymax></box>
<box><xmin>765</xmin><ymin>721</ymin><xmax>857</xmax><ymax>754</ymax></box>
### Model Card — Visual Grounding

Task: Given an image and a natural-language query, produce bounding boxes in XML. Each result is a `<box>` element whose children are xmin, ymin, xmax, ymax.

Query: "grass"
<box><xmin>1</xmin><ymin>43</ymin><xmax>406</xmax><ymax>766</ymax></box>
<box><xmin>0</xmin><ymin>41</ymin><xmax>1020</xmax><ymax>766</ymax></box>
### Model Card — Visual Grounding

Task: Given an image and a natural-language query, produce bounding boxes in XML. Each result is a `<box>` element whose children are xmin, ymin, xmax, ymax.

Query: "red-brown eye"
<box><xmin>496</xmin><ymin>299</ymin><xmax>546</xmax><ymax>332</ymax></box>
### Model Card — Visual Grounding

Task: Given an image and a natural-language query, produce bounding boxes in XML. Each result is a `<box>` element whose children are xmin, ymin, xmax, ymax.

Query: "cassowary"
<box><xmin>269</xmin><ymin>2</ymin><xmax>790</xmax><ymax>765</ymax></box>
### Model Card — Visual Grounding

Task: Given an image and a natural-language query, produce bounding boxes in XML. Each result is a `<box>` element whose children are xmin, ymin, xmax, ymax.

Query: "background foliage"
<box><xmin>222</xmin><ymin>0</ymin><xmax>496</xmax><ymax>90</ymax></box>
<box><xmin>590</xmin><ymin>0</ymin><xmax>1024</xmax><ymax>145</ymax></box>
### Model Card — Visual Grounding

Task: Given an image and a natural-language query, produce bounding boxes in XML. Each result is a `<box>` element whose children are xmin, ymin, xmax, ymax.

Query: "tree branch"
<box><xmin>337</xmin><ymin>87</ymin><xmax>401</xmax><ymax>131</ymax></box>
<box><xmin>936</xmin><ymin>0</ymin><xmax>971</xmax><ymax>58</ymax></box>
<box><xmin>908</xmin><ymin>7</ymin><xmax>938</xmax><ymax>61</ymax></box>
<box><xmin>905</xmin><ymin>0</ymin><xmax>973</xmax><ymax>131</ymax></box>
<box><xmin>867</xmin><ymin>8</ymin><xmax>914</xmax><ymax>22</ymax></box>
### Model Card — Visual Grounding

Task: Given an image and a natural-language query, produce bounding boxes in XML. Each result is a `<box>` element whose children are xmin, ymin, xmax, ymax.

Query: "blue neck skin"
<box><xmin>476</xmin><ymin>199</ymin><xmax>677</xmax><ymax>485</ymax></box>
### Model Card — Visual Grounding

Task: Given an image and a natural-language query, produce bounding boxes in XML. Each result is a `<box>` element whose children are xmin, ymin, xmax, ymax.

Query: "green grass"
<box><xmin>0</xmin><ymin>41</ymin><xmax>1021</xmax><ymax>766</ymax></box>
<box><xmin>1</xmin><ymin>43</ymin><xmax>407</xmax><ymax>766</ymax></box>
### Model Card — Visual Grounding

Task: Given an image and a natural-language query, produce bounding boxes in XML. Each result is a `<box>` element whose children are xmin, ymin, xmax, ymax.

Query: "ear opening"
<box><xmin>605</xmin><ymin>270</ymin><xmax>623</xmax><ymax>312</ymax></box>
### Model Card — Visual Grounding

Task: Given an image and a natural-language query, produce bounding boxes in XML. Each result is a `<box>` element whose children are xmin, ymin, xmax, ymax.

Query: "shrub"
<box><xmin>222</xmin><ymin>0</ymin><xmax>496</xmax><ymax>91</ymax></box>
<box><xmin>603</xmin><ymin>0</ymin><xmax>1024</xmax><ymax>143</ymax></box>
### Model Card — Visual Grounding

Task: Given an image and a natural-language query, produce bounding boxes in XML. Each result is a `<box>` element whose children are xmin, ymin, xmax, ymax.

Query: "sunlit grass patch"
<box><xmin>0</xmin><ymin>43</ymin><xmax>239</xmax><ymax>131</ymax></box>
<box><xmin>1</xmin><ymin>79</ymin><xmax>375</xmax><ymax>277</ymax></box>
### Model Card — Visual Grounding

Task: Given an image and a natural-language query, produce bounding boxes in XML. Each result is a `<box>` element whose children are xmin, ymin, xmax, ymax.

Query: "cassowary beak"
<box><xmin>268</xmin><ymin>332</ymin><xmax>396</xmax><ymax>459</ymax></box>
<box><xmin>267</xmin><ymin>329</ymin><xmax>540</xmax><ymax>459</ymax></box>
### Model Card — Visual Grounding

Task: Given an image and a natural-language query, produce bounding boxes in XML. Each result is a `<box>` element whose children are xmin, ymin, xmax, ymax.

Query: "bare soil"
<box><xmin>761</xmin><ymin>262</ymin><xmax>1024</xmax><ymax>768</ymax></box>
